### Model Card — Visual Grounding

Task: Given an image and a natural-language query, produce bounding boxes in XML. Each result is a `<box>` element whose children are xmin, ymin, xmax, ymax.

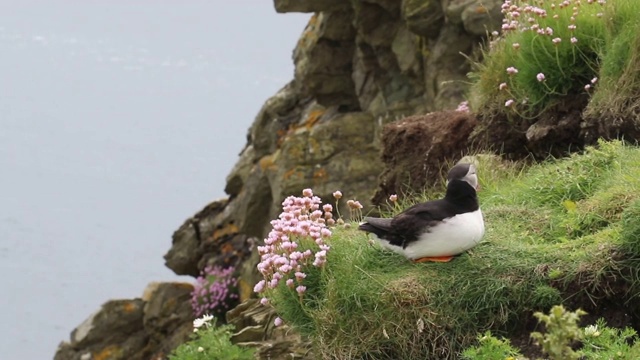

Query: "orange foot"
<box><xmin>413</xmin><ymin>256</ymin><xmax>454</xmax><ymax>263</ymax></box>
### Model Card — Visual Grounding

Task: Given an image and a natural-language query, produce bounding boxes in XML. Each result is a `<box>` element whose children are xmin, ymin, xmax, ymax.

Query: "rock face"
<box><xmin>54</xmin><ymin>282</ymin><xmax>193</xmax><ymax>360</ymax></box>
<box><xmin>56</xmin><ymin>1</ymin><xmax>506</xmax><ymax>359</ymax></box>
<box><xmin>227</xmin><ymin>299</ymin><xmax>313</xmax><ymax>359</ymax></box>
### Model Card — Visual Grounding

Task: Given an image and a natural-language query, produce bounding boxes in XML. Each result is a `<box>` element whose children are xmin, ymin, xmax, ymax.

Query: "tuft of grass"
<box><xmin>169</xmin><ymin>320</ymin><xmax>254</xmax><ymax>360</ymax></box>
<box><xmin>585</xmin><ymin>0</ymin><xmax>640</xmax><ymax>120</ymax></box>
<box><xmin>469</xmin><ymin>0</ymin><xmax>608</xmax><ymax>119</ymax></box>
<box><xmin>268</xmin><ymin>140</ymin><xmax>640</xmax><ymax>359</ymax></box>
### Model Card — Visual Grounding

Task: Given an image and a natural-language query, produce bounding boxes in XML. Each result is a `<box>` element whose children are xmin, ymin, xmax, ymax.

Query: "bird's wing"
<box><xmin>390</xmin><ymin>200</ymin><xmax>453</xmax><ymax>247</ymax></box>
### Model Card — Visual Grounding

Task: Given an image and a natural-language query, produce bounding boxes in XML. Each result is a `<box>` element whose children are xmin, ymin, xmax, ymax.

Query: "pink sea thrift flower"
<box><xmin>389</xmin><ymin>194</ymin><xmax>398</xmax><ymax>202</ymax></box>
<box><xmin>536</xmin><ymin>73</ymin><xmax>546</xmax><ymax>82</ymax></box>
<box><xmin>506</xmin><ymin>67</ymin><xmax>518</xmax><ymax>75</ymax></box>
<box><xmin>505</xmin><ymin>99</ymin><xmax>515</xmax><ymax>107</ymax></box>
<box><xmin>274</xmin><ymin>317</ymin><xmax>283</xmax><ymax>327</ymax></box>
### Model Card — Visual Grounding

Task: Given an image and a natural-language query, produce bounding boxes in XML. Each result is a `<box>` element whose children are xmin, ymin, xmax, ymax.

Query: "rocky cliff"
<box><xmin>54</xmin><ymin>1</ymin><xmax>505</xmax><ymax>359</ymax></box>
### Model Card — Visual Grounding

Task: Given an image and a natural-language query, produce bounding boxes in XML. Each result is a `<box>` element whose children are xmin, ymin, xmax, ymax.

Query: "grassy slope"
<box><xmin>272</xmin><ymin>140</ymin><xmax>640</xmax><ymax>359</ymax></box>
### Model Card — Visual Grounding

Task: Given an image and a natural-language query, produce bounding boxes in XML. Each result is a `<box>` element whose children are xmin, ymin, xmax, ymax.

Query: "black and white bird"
<box><xmin>358</xmin><ymin>163</ymin><xmax>485</xmax><ymax>263</ymax></box>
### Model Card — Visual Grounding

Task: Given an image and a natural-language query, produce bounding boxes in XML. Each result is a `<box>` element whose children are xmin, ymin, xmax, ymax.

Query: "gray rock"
<box><xmin>461</xmin><ymin>0</ymin><xmax>504</xmax><ymax>36</ymax></box>
<box><xmin>227</xmin><ymin>299</ymin><xmax>313</xmax><ymax>359</ymax></box>
<box><xmin>402</xmin><ymin>0</ymin><xmax>444</xmax><ymax>38</ymax></box>
<box><xmin>273</xmin><ymin>0</ymin><xmax>349</xmax><ymax>13</ymax></box>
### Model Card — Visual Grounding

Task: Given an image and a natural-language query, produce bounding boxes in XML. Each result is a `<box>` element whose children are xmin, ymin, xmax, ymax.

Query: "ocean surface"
<box><xmin>0</xmin><ymin>2</ymin><xmax>309</xmax><ymax>359</ymax></box>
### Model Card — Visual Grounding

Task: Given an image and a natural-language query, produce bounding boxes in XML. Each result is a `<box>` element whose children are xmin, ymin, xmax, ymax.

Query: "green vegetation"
<box><xmin>463</xmin><ymin>306</ymin><xmax>640</xmax><ymax>360</ymax></box>
<box><xmin>169</xmin><ymin>318</ymin><xmax>254</xmax><ymax>360</ymax></box>
<box><xmin>267</xmin><ymin>140</ymin><xmax>640</xmax><ymax>359</ymax></box>
<box><xmin>469</xmin><ymin>0</ymin><xmax>640</xmax><ymax>122</ymax></box>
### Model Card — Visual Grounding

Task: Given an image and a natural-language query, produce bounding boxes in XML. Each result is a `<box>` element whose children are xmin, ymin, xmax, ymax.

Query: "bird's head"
<box><xmin>446</xmin><ymin>163</ymin><xmax>479</xmax><ymax>191</ymax></box>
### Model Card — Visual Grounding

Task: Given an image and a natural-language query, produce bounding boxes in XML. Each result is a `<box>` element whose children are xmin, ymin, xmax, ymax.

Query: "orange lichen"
<box><xmin>212</xmin><ymin>223</ymin><xmax>239</xmax><ymax>241</ymax></box>
<box><xmin>297</xmin><ymin>14</ymin><xmax>320</xmax><ymax>47</ymax></box>
<box><xmin>220</xmin><ymin>242</ymin><xmax>234</xmax><ymax>254</ymax></box>
<box><xmin>93</xmin><ymin>345</ymin><xmax>121</xmax><ymax>360</ymax></box>
<box><xmin>304</xmin><ymin>109</ymin><xmax>326</xmax><ymax>129</ymax></box>
<box><xmin>283</xmin><ymin>168</ymin><xmax>304</xmax><ymax>181</ymax></box>
<box><xmin>313</xmin><ymin>168</ymin><xmax>328</xmax><ymax>185</ymax></box>
<box><xmin>122</xmin><ymin>302</ymin><xmax>138</xmax><ymax>314</ymax></box>
<box><xmin>259</xmin><ymin>154</ymin><xmax>277</xmax><ymax>171</ymax></box>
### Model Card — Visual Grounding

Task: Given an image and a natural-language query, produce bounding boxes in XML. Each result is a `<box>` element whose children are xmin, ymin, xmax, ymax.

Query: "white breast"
<box><xmin>403</xmin><ymin>209</ymin><xmax>485</xmax><ymax>259</ymax></box>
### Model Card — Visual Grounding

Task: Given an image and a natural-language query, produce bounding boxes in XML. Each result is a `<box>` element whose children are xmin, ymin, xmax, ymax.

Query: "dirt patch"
<box><xmin>471</xmin><ymin>94</ymin><xmax>590</xmax><ymax>160</ymax></box>
<box><xmin>372</xmin><ymin>110</ymin><xmax>477</xmax><ymax>205</ymax></box>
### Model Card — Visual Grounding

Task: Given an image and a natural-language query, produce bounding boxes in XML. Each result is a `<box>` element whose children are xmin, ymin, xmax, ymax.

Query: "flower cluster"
<box><xmin>497</xmin><ymin>0</ymin><xmax>607</xmax><ymax>110</ymax></box>
<box><xmin>254</xmin><ymin>189</ymin><xmax>333</xmax><ymax>307</ymax></box>
<box><xmin>191</xmin><ymin>265</ymin><xmax>240</xmax><ymax>318</ymax></box>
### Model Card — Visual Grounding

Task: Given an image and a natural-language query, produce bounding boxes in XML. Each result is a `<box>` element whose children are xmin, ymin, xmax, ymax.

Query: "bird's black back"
<box><xmin>364</xmin><ymin>180</ymin><xmax>479</xmax><ymax>248</ymax></box>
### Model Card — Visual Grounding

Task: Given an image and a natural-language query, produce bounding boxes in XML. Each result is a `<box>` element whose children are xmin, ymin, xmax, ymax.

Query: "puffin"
<box><xmin>358</xmin><ymin>163</ymin><xmax>485</xmax><ymax>263</ymax></box>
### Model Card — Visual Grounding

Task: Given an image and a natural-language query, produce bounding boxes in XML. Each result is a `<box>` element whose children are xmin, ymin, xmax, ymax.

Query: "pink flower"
<box><xmin>286</xmin><ymin>279</ymin><xmax>294</xmax><ymax>287</ymax></box>
<box><xmin>536</xmin><ymin>73</ymin><xmax>545</xmax><ymax>82</ymax></box>
<box><xmin>512</xmin><ymin>43</ymin><xmax>521</xmax><ymax>50</ymax></box>
<box><xmin>389</xmin><ymin>194</ymin><xmax>398</xmax><ymax>202</ymax></box>
<box><xmin>552</xmin><ymin>37</ymin><xmax>562</xmax><ymax>45</ymax></box>
<box><xmin>302</xmin><ymin>188</ymin><xmax>313</xmax><ymax>197</ymax></box>
<box><xmin>295</xmin><ymin>272</ymin><xmax>306</xmax><ymax>280</ymax></box>
<box><xmin>506</xmin><ymin>67</ymin><xmax>518</xmax><ymax>75</ymax></box>
<box><xmin>260</xmin><ymin>297</ymin><xmax>269</xmax><ymax>306</ymax></box>
<box><xmin>296</xmin><ymin>285</ymin><xmax>307</xmax><ymax>294</ymax></box>
<box><xmin>254</xmin><ymin>280</ymin><xmax>266</xmax><ymax>293</ymax></box>
<box><xmin>585</xmin><ymin>84</ymin><xmax>591</xmax><ymax>91</ymax></box>
<box><xmin>571</xmin><ymin>37</ymin><xmax>578</xmax><ymax>44</ymax></box>
<box><xmin>499</xmin><ymin>82</ymin><xmax>508</xmax><ymax>91</ymax></box>
<box><xmin>333</xmin><ymin>191</ymin><xmax>342</xmax><ymax>199</ymax></box>
<box><xmin>505</xmin><ymin>99</ymin><xmax>515</xmax><ymax>107</ymax></box>
<box><xmin>591</xmin><ymin>77</ymin><xmax>598</xmax><ymax>84</ymax></box>
<box><xmin>322</xmin><ymin>204</ymin><xmax>332</xmax><ymax>212</ymax></box>
<box><xmin>274</xmin><ymin>317</ymin><xmax>283</xmax><ymax>327</ymax></box>
<box><xmin>568</xmin><ymin>24</ymin><xmax>576</xmax><ymax>31</ymax></box>
<box><xmin>455</xmin><ymin>101</ymin><xmax>470</xmax><ymax>113</ymax></box>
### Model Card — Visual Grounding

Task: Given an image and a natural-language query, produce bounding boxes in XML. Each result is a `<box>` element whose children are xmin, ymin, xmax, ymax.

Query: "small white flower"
<box><xmin>584</xmin><ymin>324</ymin><xmax>600</xmax><ymax>337</ymax></box>
<box><xmin>193</xmin><ymin>318</ymin><xmax>205</xmax><ymax>329</ymax></box>
<box><xmin>197</xmin><ymin>346</ymin><xmax>204</xmax><ymax>352</ymax></box>
<box><xmin>193</xmin><ymin>314</ymin><xmax>214</xmax><ymax>329</ymax></box>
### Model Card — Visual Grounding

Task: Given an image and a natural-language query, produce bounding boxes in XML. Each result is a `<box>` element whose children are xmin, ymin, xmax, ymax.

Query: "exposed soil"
<box><xmin>372</xmin><ymin>110</ymin><xmax>478</xmax><ymax>205</ymax></box>
<box><xmin>471</xmin><ymin>94</ymin><xmax>591</xmax><ymax>160</ymax></box>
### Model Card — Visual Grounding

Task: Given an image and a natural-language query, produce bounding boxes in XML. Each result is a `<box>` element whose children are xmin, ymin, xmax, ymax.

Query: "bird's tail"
<box><xmin>358</xmin><ymin>217</ymin><xmax>393</xmax><ymax>238</ymax></box>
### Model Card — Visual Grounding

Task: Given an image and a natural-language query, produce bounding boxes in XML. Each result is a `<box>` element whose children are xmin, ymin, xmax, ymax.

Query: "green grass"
<box><xmin>269</xmin><ymin>140</ymin><xmax>640</xmax><ymax>359</ymax></box>
<box><xmin>468</xmin><ymin>0</ymin><xmax>640</xmax><ymax>125</ymax></box>
<box><xmin>585</xmin><ymin>0</ymin><xmax>640</xmax><ymax>121</ymax></box>
<box><xmin>169</xmin><ymin>320</ymin><xmax>254</xmax><ymax>360</ymax></box>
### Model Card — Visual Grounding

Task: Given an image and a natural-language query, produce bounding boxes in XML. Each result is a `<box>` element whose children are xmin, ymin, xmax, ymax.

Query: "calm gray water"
<box><xmin>0</xmin><ymin>2</ymin><xmax>308</xmax><ymax>359</ymax></box>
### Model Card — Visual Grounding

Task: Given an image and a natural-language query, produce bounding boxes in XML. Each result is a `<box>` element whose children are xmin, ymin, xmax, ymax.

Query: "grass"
<box><xmin>268</xmin><ymin>140</ymin><xmax>640</xmax><ymax>359</ymax></box>
<box><xmin>469</xmin><ymin>0</ymin><xmax>608</xmax><ymax>119</ymax></box>
<box><xmin>585</xmin><ymin>0</ymin><xmax>640</xmax><ymax>121</ymax></box>
<box><xmin>467</xmin><ymin>0</ymin><xmax>640</xmax><ymax>125</ymax></box>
